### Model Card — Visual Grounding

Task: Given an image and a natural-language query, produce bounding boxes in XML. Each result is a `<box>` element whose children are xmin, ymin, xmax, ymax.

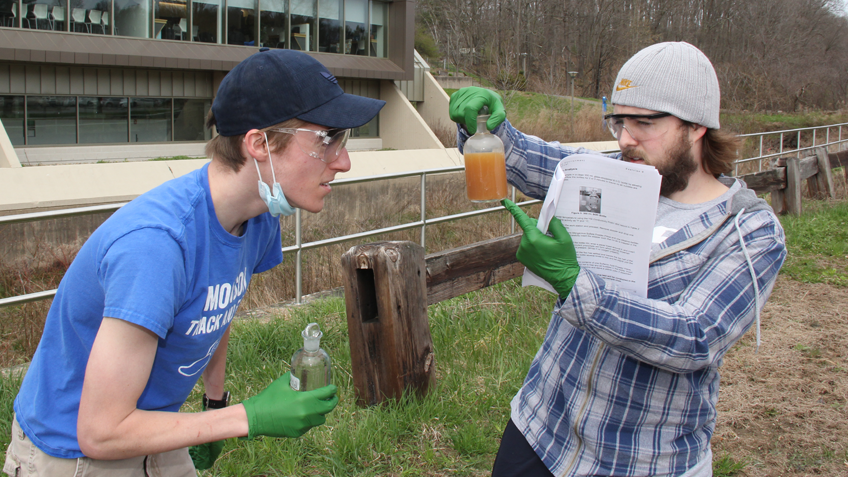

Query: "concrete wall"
<box><xmin>433</xmin><ymin>75</ymin><xmax>474</xmax><ymax>90</ymax></box>
<box><xmin>378</xmin><ymin>81</ymin><xmax>443</xmax><ymax>151</ymax></box>
<box><xmin>0</xmin><ymin>118</ymin><xmax>21</xmax><ymax>168</ymax></box>
<box><xmin>416</xmin><ymin>71</ymin><xmax>453</xmax><ymax>134</ymax></box>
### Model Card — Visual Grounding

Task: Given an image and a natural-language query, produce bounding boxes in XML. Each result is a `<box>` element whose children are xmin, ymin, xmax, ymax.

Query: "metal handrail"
<box><xmin>3</xmin><ymin>122</ymin><xmax>848</xmax><ymax>308</ymax></box>
<box><xmin>734</xmin><ymin>123</ymin><xmax>847</xmax><ymax>174</ymax></box>
<box><xmin>0</xmin><ymin>166</ymin><xmax>539</xmax><ymax>308</ymax></box>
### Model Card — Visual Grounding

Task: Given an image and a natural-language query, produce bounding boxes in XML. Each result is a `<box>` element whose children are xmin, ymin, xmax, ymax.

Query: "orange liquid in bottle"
<box><xmin>464</xmin><ymin>152</ymin><xmax>508</xmax><ymax>202</ymax></box>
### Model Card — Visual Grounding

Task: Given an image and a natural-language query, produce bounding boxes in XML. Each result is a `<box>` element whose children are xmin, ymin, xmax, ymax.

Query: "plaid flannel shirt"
<box><xmin>458</xmin><ymin>121</ymin><xmax>786</xmax><ymax>476</ymax></box>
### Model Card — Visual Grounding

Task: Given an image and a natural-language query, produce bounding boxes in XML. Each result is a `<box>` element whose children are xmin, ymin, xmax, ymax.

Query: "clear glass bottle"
<box><xmin>464</xmin><ymin>105</ymin><xmax>508</xmax><ymax>202</ymax></box>
<box><xmin>290</xmin><ymin>323</ymin><xmax>332</xmax><ymax>392</ymax></box>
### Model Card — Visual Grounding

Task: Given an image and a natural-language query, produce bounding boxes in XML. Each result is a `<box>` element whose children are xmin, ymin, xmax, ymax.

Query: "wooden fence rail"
<box><xmin>341</xmin><ymin>146</ymin><xmax>847</xmax><ymax>406</ymax></box>
<box><xmin>745</xmin><ymin>147</ymin><xmax>848</xmax><ymax>215</ymax></box>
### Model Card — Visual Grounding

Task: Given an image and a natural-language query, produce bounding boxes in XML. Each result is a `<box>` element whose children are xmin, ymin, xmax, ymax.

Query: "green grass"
<box><xmin>778</xmin><ymin>199</ymin><xmax>848</xmax><ymax>287</ymax></box>
<box><xmin>149</xmin><ymin>155</ymin><xmax>202</xmax><ymax>161</ymax></box>
<box><xmin>0</xmin><ymin>280</ymin><xmax>555</xmax><ymax>476</ymax></box>
<box><xmin>712</xmin><ymin>454</ymin><xmax>747</xmax><ymax>476</ymax></box>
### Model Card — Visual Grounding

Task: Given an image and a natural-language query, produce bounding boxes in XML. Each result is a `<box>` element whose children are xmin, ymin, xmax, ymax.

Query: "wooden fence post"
<box><xmin>341</xmin><ymin>241</ymin><xmax>435</xmax><ymax>407</ymax></box>
<box><xmin>785</xmin><ymin>157</ymin><xmax>802</xmax><ymax>215</ymax></box>
<box><xmin>813</xmin><ymin>147</ymin><xmax>836</xmax><ymax>200</ymax></box>
<box><xmin>770</xmin><ymin>190</ymin><xmax>787</xmax><ymax>215</ymax></box>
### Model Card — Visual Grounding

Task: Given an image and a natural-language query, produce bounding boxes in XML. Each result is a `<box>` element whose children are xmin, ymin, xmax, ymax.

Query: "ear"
<box><xmin>243</xmin><ymin>129</ymin><xmax>269</xmax><ymax>162</ymax></box>
<box><xmin>688</xmin><ymin>123</ymin><xmax>707</xmax><ymax>143</ymax></box>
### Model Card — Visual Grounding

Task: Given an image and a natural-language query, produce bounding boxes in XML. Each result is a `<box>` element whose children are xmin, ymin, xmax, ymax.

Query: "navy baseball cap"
<box><xmin>212</xmin><ymin>48</ymin><xmax>386</xmax><ymax>136</ymax></box>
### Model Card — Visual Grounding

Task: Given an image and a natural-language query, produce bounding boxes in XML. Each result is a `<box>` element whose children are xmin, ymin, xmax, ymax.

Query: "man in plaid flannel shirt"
<box><xmin>450</xmin><ymin>42</ymin><xmax>786</xmax><ymax>476</ymax></box>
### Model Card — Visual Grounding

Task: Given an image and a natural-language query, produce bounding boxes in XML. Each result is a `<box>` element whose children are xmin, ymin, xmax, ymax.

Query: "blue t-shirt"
<box><xmin>14</xmin><ymin>163</ymin><xmax>283</xmax><ymax>459</ymax></box>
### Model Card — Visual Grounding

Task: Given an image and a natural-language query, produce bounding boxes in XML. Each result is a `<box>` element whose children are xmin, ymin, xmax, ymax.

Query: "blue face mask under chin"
<box><xmin>254</xmin><ymin>133</ymin><xmax>296</xmax><ymax>217</ymax></box>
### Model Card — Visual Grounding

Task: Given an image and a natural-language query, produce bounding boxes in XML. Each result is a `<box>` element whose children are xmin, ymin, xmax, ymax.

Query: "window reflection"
<box><xmin>79</xmin><ymin>97</ymin><xmax>129</xmax><ymax>143</ymax></box>
<box><xmin>318</xmin><ymin>0</ymin><xmax>341</xmax><ymax>53</ymax></box>
<box><xmin>290</xmin><ymin>0</ymin><xmax>314</xmax><ymax>51</ymax></box>
<box><xmin>154</xmin><ymin>0</ymin><xmax>186</xmax><ymax>40</ymax></box>
<box><xmin>174</xmin><ymin>98</ymin><xmax>212</xmax><ymax>141</ymax></box>
<box><xmin>131</xmin><ymin>98</ymin><xmax>172</xmax><ymax>142</ymax></box>
<box><xmin>26</xmin><ymin>96</ymin><xmax>77</xmax><ymax>145</ymax></box>
<box><xmin>18</xmin><ymin>0</ymin><xmax>66</xmax><ymax>31</ymax></box>
<box><xmin>259</xmin><ymin>0</ymin><xmax>286</xmax><ymax>48</ymax></box>
<box><xmin>1</xmin><ymin>0</ymin><xmax>20</xmax><ymax>28</ymax></box>
<box><xmin>0</xmin><ymin>96</ymin><xmax>25</xmax><ymax>146</ymax></box>
<box><xmin>226</xmin><ymin>0</ymin><xmax>255</xmax><ymax>46</ymax></box>
<box><xmin>370</xmin><ymin>0</ymin><xmax>386</xmax><ymax>57</ymax></box>
<box><xmin>115</xmin><ymin>0</ymin><xmax>151</xmax><ymax>38</ymax></box>
<box><xmin>68</xmin><ymin>0</ymin><xmax>110</xmax><ymax>34</ymax></box>
<box><xmin>344</xmin><ymin>0</ymin><xmax>367</xmax><ymax>56</ymax></box>
<box><xmin>7</xmin><ymin>0</ymin><xmax>390</xmax><ymax>56</ymax></box>
<box><xmin>193</xmin><ymin>0</ymin><xmax>220</xmax><ymax>43</ymax></box>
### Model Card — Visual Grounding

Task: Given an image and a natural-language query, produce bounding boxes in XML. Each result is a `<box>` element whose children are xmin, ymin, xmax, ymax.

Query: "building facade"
<box><xmin>0</xmin><ymin>0</ymin><xmax>416</xmax><ymax>160</ymax></box>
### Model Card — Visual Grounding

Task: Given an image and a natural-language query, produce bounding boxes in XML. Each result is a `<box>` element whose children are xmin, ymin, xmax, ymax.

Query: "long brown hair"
<box><xmin>683</xmin><ymin>121</ymin><xmax>741</xmax><ymax>176</ymax></box>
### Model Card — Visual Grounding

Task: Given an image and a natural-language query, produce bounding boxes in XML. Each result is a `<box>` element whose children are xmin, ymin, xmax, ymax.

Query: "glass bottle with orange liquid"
<box><xmin>464</xmin><ymin>106</ymin><xmax>508</xmax><ymax>202</ymax></box>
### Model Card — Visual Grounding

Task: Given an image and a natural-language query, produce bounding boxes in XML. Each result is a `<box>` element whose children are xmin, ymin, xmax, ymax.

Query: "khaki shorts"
<box><xmin>4</xmin><ymin>416</ymin><xmax>196</xmax><ymax>477</ymax></box>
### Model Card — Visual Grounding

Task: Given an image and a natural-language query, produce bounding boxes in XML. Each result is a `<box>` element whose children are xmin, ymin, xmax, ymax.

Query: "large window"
<box><xmin>131</xmin><ymin>97</ymin><xmax>171</xmax><ymax>142</ymax></box>
<box><xmin>26</xmin><ymin>96</ymin><xmax>77</xmax><ymax>145</ymax></box>
<box><xmin>344</xmin><ymin>0</ymin><xmax>366</xmax><ymax>56</ymax></box>
<box><xmin>0</xmin><ymin>96</ymin><xmax>25</xmax><ymax>146</ymax></box>
<box><xmin>154</xmin><ymin>0</ymin><xmax>186</xmax><ymax>40</ymax></box>
<box><xmin>174</xmin><ymin>98</ymin><xmax>211</xmax><ymax>141</ymax></box>
<box><xmin>19</xmin><ymin>0</ymin><xmax>66</xmax><ymax>31</ymax></box>
<box><xmin>226</xmin><ymin>0</ymin><xmax>255</xmax><ymax>46</ymax></box>
<box><xmin>5</xmin><ymin>0</ymin><xmax>391</xmax><ymax>57</ymax></box>
<box><xmin>115</xmin><ymin>0</ymin><xmax>151</xmax><ymax>38</ymax></box>
<box><xmin>70</xmin><ymin>0</ymin><xmax>111</xmax><ymax>34</ymax></box>
<box><xmin>259</xmin><ymin>0</ymin><xmax>285</xmax><ymax>48</ymax></box>
<box><xmin>317</xmin><ymin>0</ymin><xmax>341</xmax><ymax>53</ymax></box>
<box><xmin>193</xmin><ymin>0</ymin><xmax>220</xmax><ymax>42</ymax></box>
<box><xmin>79</xmin><ymin>96</ymin><xmax>129</xmax><ymax>143</ymax></box>
<box><xmin>289</xmin><ymin>0</ymin><xmax>314</xmax><ymax>51</ymax></box>
<box><xmin>370</xmin><ymin>0</ymin><xmax>386</xmax><ymax>57</ymax></box>
<box><xmin>7</xmin><ymin>95</ymin><xmax>211</xmax><ymax>146</ymax></box>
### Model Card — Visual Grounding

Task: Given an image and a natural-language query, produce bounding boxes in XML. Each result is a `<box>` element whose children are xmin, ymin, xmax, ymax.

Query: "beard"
<box><xmin>623</xmin><ymin>129</ymin><xmax>697</xmax><ymax>198</ymax></box>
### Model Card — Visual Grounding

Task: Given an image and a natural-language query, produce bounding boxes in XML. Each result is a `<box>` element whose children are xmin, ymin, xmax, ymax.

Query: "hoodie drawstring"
<box><xmin>734</xmin><ymin>207</ymin><xmax>762</xmax><ymax>352</ymax></box>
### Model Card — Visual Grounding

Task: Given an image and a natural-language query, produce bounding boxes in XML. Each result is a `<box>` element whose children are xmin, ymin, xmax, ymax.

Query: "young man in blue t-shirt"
<box><xmin>4</xmin><ymin>49</ymin><xmax>385</xmax><ymax>476</ymax></box>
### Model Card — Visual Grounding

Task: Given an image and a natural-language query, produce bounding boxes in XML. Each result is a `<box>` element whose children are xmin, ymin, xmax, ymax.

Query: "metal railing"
<box><xmin>3</xmin><ymin>122</ymin><xmax>848</xmax><ymax>309</ymax></box>
<box><xmin>734</xmin><ymin>123</ymin><xmax>847</xmax><ymax>175</ymax></box>
<box><xmin>0</xmin><ymin>167</ymin><xmax>538</xmax><ymax>309</ymax></box>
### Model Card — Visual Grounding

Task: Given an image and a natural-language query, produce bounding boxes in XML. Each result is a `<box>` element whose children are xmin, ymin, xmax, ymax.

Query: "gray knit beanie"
<box><xmin>611</xmin><ymin>42</ymin><xmax>720</xmax><ymax>129</ymax></box>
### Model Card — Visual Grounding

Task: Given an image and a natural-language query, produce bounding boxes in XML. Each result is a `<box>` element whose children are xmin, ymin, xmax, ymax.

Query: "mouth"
<box><xmin>622</xmin><ymin>151</ymin><xmax>645</xmax><ymax>164</ymax></box>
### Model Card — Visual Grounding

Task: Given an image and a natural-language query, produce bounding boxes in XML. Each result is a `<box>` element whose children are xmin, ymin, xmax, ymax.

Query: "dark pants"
<box><xmin>492</xmin><ymin>419</ymin><xmax>555</xmax><ymax>477</ymax></box>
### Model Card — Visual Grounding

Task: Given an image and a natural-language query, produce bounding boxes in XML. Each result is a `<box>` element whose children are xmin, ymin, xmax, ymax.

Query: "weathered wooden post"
<box><xmin>813</xmin><ymin>147</ymin><xmax>836</xmax><ymax>200</ymax></box>
<box><xmin>785</xmin><ymin>157</ymin><xmax>802</xmax><ymax>215</ymax></box>
<box><xmin>341</xmin><ymin>241</ymin><xmax>435</xmax><ymax>407</ymax></box>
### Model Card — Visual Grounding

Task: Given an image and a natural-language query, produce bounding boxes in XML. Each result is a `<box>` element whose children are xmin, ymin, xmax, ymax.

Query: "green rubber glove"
<box><xmin>189</xmin><ymin>439</ymin><xmax>224</xmax><ymax>471</ymax></box>
<box><xmin>448</xmin><ymin>86</ymin><xmax>507</xmax><ymax>134</ymax></box>
<box><xmin>241</xmin><ymin>372</ymin><xmax>338</xmax><ymax>440</ymax></box>
<box><xmin>502</xmin><ymin>199</ymin><xmax>581</xmax><ymax>298</ymax></box>
<box><xmin>188</xmin><ymin>399</ymin><xmax>226</xmax><ymax>471</ymax></box>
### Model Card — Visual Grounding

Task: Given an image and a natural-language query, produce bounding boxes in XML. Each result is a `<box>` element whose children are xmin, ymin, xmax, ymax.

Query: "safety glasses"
<box><xmin>268</xmin><ymin>127</ymin><xmax>351</xmax><ymax>164</ymax></box>
<box><xmin>603</xmin><ymin>112</ymin><xmax>672</xmax><ymax>141</ymax></box>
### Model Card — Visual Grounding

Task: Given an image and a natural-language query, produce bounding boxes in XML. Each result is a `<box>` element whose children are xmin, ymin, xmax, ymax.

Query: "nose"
<box><xmin>617</xmin><ymin>125</ymin><xmax>639</xmax><ymax>149</ymax></box>
<box><xmin>330</xmin><ymin>148</ymin><xmax>352</xmax><ymax>173</ymax></box>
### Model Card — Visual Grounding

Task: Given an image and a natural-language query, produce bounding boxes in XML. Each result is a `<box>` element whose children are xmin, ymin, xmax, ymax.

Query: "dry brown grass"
<box><xmin>0</xmin><ymin>173</ymin><xmax>540</xmax><ymax>366</ymax></box>
<box><xmin>713</xmin><ymin>277</ymin><xmax>848</xmax><ymax>476</ymax></box>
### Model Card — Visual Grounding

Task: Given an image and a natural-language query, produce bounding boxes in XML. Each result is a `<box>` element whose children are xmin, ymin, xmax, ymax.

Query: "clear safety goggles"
<box><xmin>268</xmin><ymin>127</ymin><xmax>350</xmax><ymax>164</ymax></box>
<box><xmin>603</xmin><ymin>112</ymin><xmax>672</xmax><ymax>141</ymax></box>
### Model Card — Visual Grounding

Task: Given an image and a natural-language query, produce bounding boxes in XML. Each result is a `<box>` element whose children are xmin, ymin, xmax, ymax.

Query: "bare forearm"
<box><xmin>78</xmin><ymin>404</ymin><xmax>249</xmax><ymax>460</ymax></box>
